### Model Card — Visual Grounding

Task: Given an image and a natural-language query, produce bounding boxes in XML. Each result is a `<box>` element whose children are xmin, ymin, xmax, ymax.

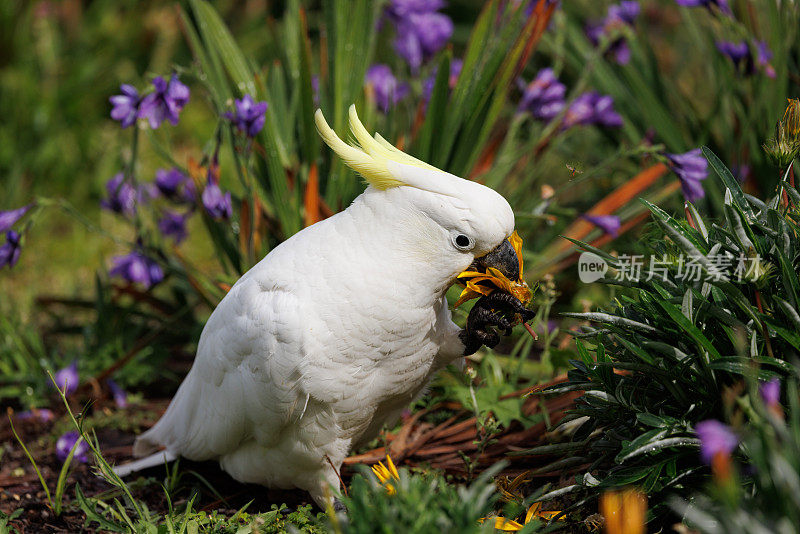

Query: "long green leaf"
<box><xmin>702</xmin><ymin>146</ymin><xmax>755</xmax><ymax>219</ymax></box>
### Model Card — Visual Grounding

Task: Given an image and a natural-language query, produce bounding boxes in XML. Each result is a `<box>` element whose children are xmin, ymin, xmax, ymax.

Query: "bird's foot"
<box><xmin>460</xmin><ymin>291</ymin><xmax>535</xmax><ymax>355</ymax></box>
<box><xmin>332</xmin><ymin>498</ymin><xmax>347</xmax><ymax>513</ymax></box>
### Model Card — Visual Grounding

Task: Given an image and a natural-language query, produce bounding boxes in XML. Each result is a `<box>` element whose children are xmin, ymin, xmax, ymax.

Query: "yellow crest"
<box><xmin>315</xmin><ymin>105</ymin><xmax>438</xmax><ymax>190</ymax></box>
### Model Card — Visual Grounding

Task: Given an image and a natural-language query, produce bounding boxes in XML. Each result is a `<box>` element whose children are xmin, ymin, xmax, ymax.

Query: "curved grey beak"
<box><xmin>474</xmin><ymin>239</ymin><xmax>520</xmax><ymax>281</ymax></box>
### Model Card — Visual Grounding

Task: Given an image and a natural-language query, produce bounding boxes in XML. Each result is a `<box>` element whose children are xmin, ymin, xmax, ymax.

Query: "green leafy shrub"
<box><xmin>529</xmin><ymin>148</ymin><xmax>800</xmax><ymax>523</ymax></box>
<box><xmin>336</xmin><ymin>463</ymin><xmax>561</xmax><ymax>534</ymax></box>
<box><xmin>674</xmin><ymin>378</ymin><xmax>800</xmax><ymax>533</ymax></box>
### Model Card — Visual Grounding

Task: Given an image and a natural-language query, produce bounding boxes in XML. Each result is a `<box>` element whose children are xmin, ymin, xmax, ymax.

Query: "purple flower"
<box><xmin>201</xmin><ymin>183</ymin><xmax>232</xmax><ymax>220</ymax></box>
<box><xmin>666</xmin><ymin>149</ymin><xmax>708</xmax><ymax>203</ymax></box>
<box><xmin>535</xmin><ymin>320</ymin><xmax>558</xmax><ymax>336</ymax></box>
<box><xmin>106</xmin><ymin>379</ymin><xmax>128</xmax><ymax>409</ymax></box>
<box><xmin>110</xmin><ymin>251</ymin><xmax>164</xmax><ymax>289</ymax></box>
<box><xmin>387</xmin><ymin>0</ymin><xmax>445</xmax><ymax>17</ymax></box>
<box><xmin>423</xmin><ymin>58</ymin><xmax>463</xmax><ymax>101</ymax></box>
<box><xmin>0</xmin><ymin>231</ymin><xmax>22</xmax><ymax>269</ymax></box>
<box><xmin>53</xmin><ymin>362</ymin><xmax>79</xmax><ymax>395</ymax></box>
<box><xmin>225</xmin><ymin>94</ymin><xmax>268</xmax><ymax>138</ymax></box>
<box><xmin>607</xmin><ymin>1</ymin><xmax>640</xmax><ymax>25</ymax></box>
<box><xmin>759</xmin><ymin>378</ymin><xmax>781</xmax><ymax>407</ymax></box>
<box><xmin>365</xmin><ymin>64</ymin><xmax>410</xmax><ymax>113</ymax></box>
<box><xmin>56</xmin><ymin>431</ymin><xmax>90</xmax><ymax>464</ymax></box>
<box><xmin>137</xmin><ymin>74</ymin><xmax>190</xmax><ymax>129</ymax></box>
<box><xmin>675</xmin><ymin>0</ymin><xmax>731</xmax><ymax>15</ymax></box>
<box><xmin>0</xmin><ymin>204</ymin><xmax>32</xmax><ymax>233</ymax></box>
<box><xmin>695</xmin><ymin>420</ymin><xmax>738</xmax><ymax>464</ymax></box>
<box><xmin>755</xmin><ymin>40</ymin><xmax>776</xmax><ymax>78</ymax></box>
<box><xmin>311</xmin><ymin>75</ymin><xmax>320</xmax><ymax>106</ymax></box>
<box><xmin>109</xmin><ymin>84</ymin><xmax>140</xmax><ymax>128</ymax></box>
<box><xmin>586</xmin><ymin>2</ymin><xmax>639</xmax><ymax>65</ymax></box>
<box><xmin>158</xmin><ymin>210</ymin><xmax>190</xmax><ymax>244</ymax></box>
<box><xmin>563</xmin><ymin>92</ymin><xmax>623</xmax><ymax>129</ymax></box>
<box><xmin>385</xmin><ymin>0</ymin><xmax>453</xmax><ymax>71</ymax></box>
<box><xmin>582</xmin><ymin>214</ymin><xmax>621</xmax><ymax>236</ymax></box>
<box><xmin>409</xmin><ymin>13</ymin><xmax>453</xmax><ymax>56</ymax></box>
<box><xmin>731</xmin><ymin>163</ymin><xmax>750</xmax><ymax>183</ymax></box>
<box><xmin>155</xmin><ymin>168</ymin><xmax>192</xmax><ymax>202</ymax></box>
<box><xmin>518</xmin><ymin>68</ymin><xmax>566</xmax><ymax>121</ymax></box>
<box><xmin>101</xmin><ymin>173</ymin><xmax>138</xmax><ymax>217</ymax></box>
<box><xmin>716</xmin><ymin>40</ymin><xmax>753</xmax><ymax>73</ymax></box>
<box><xmin>16</xmin><ymin>409</ymin><xmax>54</xmax><ymax>422</ymax></box>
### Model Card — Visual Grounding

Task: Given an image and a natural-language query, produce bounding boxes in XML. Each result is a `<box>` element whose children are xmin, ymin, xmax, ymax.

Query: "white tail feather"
<box><xmin>113</xmin><ymin>450</ymin><xmax>177</xmax><ymax>478</ymax></box>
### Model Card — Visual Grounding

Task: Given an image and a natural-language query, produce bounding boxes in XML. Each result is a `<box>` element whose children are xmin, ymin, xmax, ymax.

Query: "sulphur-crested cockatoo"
<box><xmin>118</xmin><ymin>105</ymin><xmax>532</xmax><ymax>506</ymax></box>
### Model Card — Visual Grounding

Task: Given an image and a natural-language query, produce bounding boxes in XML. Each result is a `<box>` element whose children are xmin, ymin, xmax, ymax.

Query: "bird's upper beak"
<box><xmin>454</xmin><ymin>231</ymin><xmax>531</xmax><ymax>308</ymax></box>
<box><xmin>472</xmin><ymin>239</ymin><xmax>520</xmax><ymax>282</ymax></box>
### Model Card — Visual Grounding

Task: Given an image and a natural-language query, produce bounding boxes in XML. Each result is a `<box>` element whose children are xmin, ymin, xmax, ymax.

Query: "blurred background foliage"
<box><xmin>0</xmin><ymin>0</ymin><xmax>797</xmax><ymax>412</ymax></box>
<box><xmin>1</xmin><ymin>0</ymin><xmax>799</xmax><ymax>530</ymax></box>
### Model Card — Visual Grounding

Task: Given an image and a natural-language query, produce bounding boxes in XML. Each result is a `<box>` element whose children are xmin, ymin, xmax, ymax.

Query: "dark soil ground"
<box><xmin>1</xmin><ymin>375</ymin><xmax>576</xmax><ymax>533</ymax></box>
<box><xmin>1</xmin><ymin>399</ymin><xmax>319</xmax><ymax>533</ymax></box>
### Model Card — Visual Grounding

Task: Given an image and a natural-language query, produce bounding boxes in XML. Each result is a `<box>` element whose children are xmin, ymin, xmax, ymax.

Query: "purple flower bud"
<box><xmin>585</xmin><ymin>23</ymin><xmax>604</xmax><ymax>46</ymax></box>
<box><xmin>607</xmin><ymin>1</ymin><xmax>640</xmax><ymax>25</ymax></box>
<box><xmin>675</xmin><ymin>0</ymin><xmax>731</xmax><ymax>16</ymax></box>
<box><xmin>106</xmin><ymin>379</ymin><xmax>128</xmax><ymax>408</ymax></box>
<box><xmin>582</xmin><ymin>214</ymin><xmax>621</xmax><ymax>236</ymax></box>
<box><xmin>563</xmin><ymin>92</ymin><xmax>623</xmax><ymax>129</ymax></box>
<box><xmin>754</xmin><ymin>40</ymin><xmax>776</xmax><ymax>78</ymax></box>
<box><xmin>695</xmin><ymin>420</ymin><xmax>738</xmax><ymax>464</ymax></box>
<box><xmin>409</xmin><ymin>12</ymin><xmax>453</xmax><ymax>56</ymax></box>
<box><xmin>387</xmin><ymin>0</ymin><xmax>446</xmax><ymax>18</ymax></box>
<box><xmin>394</xmin><ymin>26</ymin><xmax>423</xmax><ymax>69</ymax></box>
<box><xmin>666</xmin><ymin>148</ymin><xmax>709</xmax><ymax>203</ymax></box>
<box><xmin>365</xmin><ymin>64</ymin><xmax>410</xmax><ymax>113</ymax></box>
<box><xmin>518</xmin><ymin>68</ymin><xmax>566</xmax><ymax>122</ymax></box>
<box><xmin>586</xmin><ymin>2</ymin><xmax>638</xmax><ymax>65</ymax></box>
<box><xmin>386</xmin><ymin>0</ymin><xmax>453</xmax><ymax>70</ymax></box>
<box><xmin>56</xmin><ymin>431</ymin><xmax>90</xmax><ymax>464</ymax></box>
<box><xmin>155</xmin><ymin>168</ymin><xmax>195</xmax><ymax>206</ymax></box>
<box><xmin>311</xmin><ymin>75</ymin><xmax>320</xmax><ymax>106</ymax></box>
<box><xmin>156</xmin><ymin>168</ymin><xmax>185</xmax><ymax>197</ymax></box>
<box><xmin>423</xmin><ymin>58</ymin><xmax>463</xmax><ymax>101</ymax></box>
<box><xmin>716</xmin><ymin>40</ymin><xmax>753</xmax><ymax>73</ymax></box>
<box><xmin>101</xmin><ymin>173</ymin><xmax>138</xmax><ymax>217</ymax></box>
<box><xmin>201</xmin><ymin>183</ymin><xmax>232</xmax><ymax>220</ymax></box>
<box><xmin>110</xmin><ymin>251</ymin><xmax>164</xmax><ymax>289</ymax></box>
<box><xmin>53</xmin><ymin>362</ymin><xmax>79</xmax><ymax>395</ymax></box>
<box><xmin>731</xmin><ymin>164</ymin><xmax>750</xmax><ymax>183</ymax></box>
<box><xmin>138</xmin><ymin>74</ymin><xmax>190</xmax><ymax>129</ymax></box>
<box><xmin>0</xmin><ymin>204</ymin><xmax>32</xmax><ymax>233</ymax></box>
<box><xmin>225</xmin><ymin>94</ymin><xmax>268</xmax><ymax>138</ymax></box>
<box><xmin>592</xmin><ymin>94</ymin><xmax>624</xmax><ymax>127</ymax></box>
<box><xmin>158</xmin><ymin>210</ymin><xmax>190</xmax><ymax>244</ymax></box>
<box><xmin>0</xmin><ymin>231</ymin><xmax>22</xmax><ymax>269</ymax></box>
<box><xmin>759</xmin><ymin>378</ymin><xmax>780</xmax><ymax>407</ymax></box>
<box><xmin>109</xmin><ymin>84</ymin><xmax>141</xmax><ymax>128</ymax></box>
<box><xmin>535</xmin><ymin>320</ymin><xmax>559</xmax><ymax>336</ymax></box>
<box><xmin>16</xmin><ymin>408</ymin><xmax>54</xmax><ymax>422</ymax></box>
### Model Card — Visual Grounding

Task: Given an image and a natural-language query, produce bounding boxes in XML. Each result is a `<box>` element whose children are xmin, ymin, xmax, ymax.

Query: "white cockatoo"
<box><xmin>119</xmin><ymin>105</ymin><xmax>532</xmax><ymax>507</ymax></box>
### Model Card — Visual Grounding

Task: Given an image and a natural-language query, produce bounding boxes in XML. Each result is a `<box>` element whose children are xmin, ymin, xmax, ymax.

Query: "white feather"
<box><xmin>130</xmin><ymin>109</ymin><xmax>515</xmax><ymax>507</ymax></box>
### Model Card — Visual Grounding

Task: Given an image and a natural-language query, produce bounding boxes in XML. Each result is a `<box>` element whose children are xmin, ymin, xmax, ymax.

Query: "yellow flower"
<box><xmin>599</xmin><ymin>488</ymin><xmax>646</xmax><ymax>534</ymax></box>
<box><xmin>371</xmin><ymin>455</ymin><xmax>400</xmax><ymax>495</ymax></box>
<box><xmin>480</xmin><ymin>502</ymin><xmax>562</xmax><ymax>531</ymax></box>
<box><xmin>454</xmin><ymin>231</ymin><xmax>533</xmax><ymax>308</ymax></box>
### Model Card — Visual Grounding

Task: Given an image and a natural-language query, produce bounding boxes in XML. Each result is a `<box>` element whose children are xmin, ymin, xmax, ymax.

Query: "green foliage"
<box><xmin>550</xmin><ymin>0</ymin><xmax>798</xmax><ymax>208</ymax></box>
<box><xmin>530</xmin><ymin>151</ymin><xmax>800</xmax><ymax>522</ymax></box>
<box><xmin>674</xmin><ymin>379</ymin><xmax>800</xmax><ymax>534</ymax></box>
<box><xmin>336</xmin><ymin>464</ymin><xmax>504</xmax><ymax>534</ymax></box>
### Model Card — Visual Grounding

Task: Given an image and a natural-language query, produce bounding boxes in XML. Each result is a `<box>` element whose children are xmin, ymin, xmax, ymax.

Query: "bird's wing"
<box><xmin>134</xmin><ymin>275</ymin><xmax>309</xmax><ymax>459</ymax></box>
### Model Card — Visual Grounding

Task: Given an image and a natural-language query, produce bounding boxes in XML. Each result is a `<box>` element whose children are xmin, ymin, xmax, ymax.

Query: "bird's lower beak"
<box><xmin>473</xmin><ymin>239</ymin><xmax>520</xmax><ymax>282</ymax></box>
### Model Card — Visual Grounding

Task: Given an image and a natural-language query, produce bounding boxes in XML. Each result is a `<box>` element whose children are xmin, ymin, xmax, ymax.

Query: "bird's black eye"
<box><xmin>454</xmin><ymin>234</ymin><xmax>471</xmax><ymax>249</ymax></box>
